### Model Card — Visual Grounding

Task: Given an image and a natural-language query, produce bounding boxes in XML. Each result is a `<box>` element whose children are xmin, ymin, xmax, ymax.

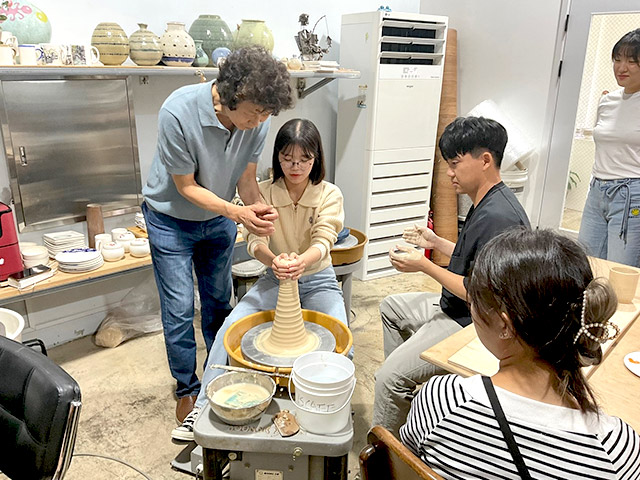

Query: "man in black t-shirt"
<box><xmin>372</xmin><ymin>116</ymin><xmax>531</xmax><ymax>436</ymax></box>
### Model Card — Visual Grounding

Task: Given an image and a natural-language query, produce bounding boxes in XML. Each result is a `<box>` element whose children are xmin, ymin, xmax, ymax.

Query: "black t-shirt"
<box><xmin>440</xmin><ymin>182</ymin><xmax>531</xmax><ymax>326</ymax></box>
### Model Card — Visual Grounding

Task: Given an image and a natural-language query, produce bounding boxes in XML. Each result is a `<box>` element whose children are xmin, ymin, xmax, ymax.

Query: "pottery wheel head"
<box><xmin>241</xmin><ymin>321</ymin><xmax>336</xmax><ymax>368</ymax></box>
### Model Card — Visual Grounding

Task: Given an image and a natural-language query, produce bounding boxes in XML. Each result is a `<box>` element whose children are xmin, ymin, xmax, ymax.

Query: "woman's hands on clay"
<box><xmin>284</xmin><ymin>253</ymin><xmax>306</xmax><ymax>280</ymax></box>
<box><xmin>271</xmin><ymin>252</ymin><xmax>306</xmax><ymax>280</ymax></box>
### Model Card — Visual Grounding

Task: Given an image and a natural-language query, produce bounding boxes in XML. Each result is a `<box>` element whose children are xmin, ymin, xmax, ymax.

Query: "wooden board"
<box><xmin>445</xmin><ymin>300</ymin><xmax>639</xmax><ymax>378</ymax></box>
<box><xmin>127</xmin><ymin>226</ymin><xmax>148</xmax><ymax>238</ymax></box>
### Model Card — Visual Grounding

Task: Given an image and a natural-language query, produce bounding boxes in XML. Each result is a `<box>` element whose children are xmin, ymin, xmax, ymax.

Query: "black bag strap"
<box><xmin>482</xmin><ymin>376</ymin><xmax>533</xmax><ymax>479</ymax></box>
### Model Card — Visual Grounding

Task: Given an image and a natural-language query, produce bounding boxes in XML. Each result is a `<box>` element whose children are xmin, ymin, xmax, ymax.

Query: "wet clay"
<box><xmin>256</xmin><ymin>278</ymin><xmax>320</xmax><ymax>356</ymax></box>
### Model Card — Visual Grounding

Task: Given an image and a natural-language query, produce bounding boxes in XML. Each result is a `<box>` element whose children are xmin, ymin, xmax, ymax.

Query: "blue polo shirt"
<box><xmin>143</xmin><ymin>81</ymin><xmax>270</xmax><ymax>221</ymax></box>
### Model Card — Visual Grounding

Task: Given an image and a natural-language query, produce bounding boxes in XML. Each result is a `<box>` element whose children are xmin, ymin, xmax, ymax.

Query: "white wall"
<box><xmin>3</xmin><ymin>0</ymin><xmax>420</xmax><ymax>346</ymax></box>
<box><xmin>419</xmin><ymin>0</ymin><xmax>567</xmax><ymax>223</ymax></box>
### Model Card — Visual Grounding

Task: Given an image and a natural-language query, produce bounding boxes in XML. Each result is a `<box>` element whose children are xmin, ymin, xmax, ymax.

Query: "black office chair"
<box><xmin>0</xmin><ymin>335</ymin><xmax>82</xmax><ymax>480</ymax></box>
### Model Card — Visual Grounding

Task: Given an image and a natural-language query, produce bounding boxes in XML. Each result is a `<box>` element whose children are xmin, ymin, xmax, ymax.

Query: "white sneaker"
<box><xmin>171</xmin><ymin>407</ymin><xmax>201</xmax><ymax>441</ymax></box>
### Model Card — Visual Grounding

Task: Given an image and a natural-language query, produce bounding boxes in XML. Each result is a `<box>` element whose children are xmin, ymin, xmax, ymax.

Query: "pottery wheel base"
<box><xmin>241</xmin><ymin>321</ymin><xmax>336</xmax><ymax>368</ymax></box>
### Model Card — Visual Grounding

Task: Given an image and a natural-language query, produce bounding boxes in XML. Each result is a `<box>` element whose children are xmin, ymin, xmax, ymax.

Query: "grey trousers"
<box><xmin>372</xmin><ymin>292</ymin><xmax>462</xmax><ymax>436</ymax></box>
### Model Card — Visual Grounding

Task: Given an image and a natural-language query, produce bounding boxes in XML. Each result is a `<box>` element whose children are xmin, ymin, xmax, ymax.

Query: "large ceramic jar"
<box><xmin>0</xmin><ymin>1</ymin><xmax>51</xmax><ymax>44</ymax></box>
<box><xmin>232</xmin><ymin>19</ymin><xmax>274</xmax><ymax>53</ymax></box>
<box><xmin>91</xmin><ymin>22</ymin><xmax>129</xmax><ymax>66</ymax></box>
<box><xmin>129</xmin><ymin>23</ymin><xmax>162</xmax><ymax>66</ymax></box>
<box><xmin>188</xmin><ymin>14</ymin><xmax>232</xmax><ymax>66</ymax></box>
<box><xmin>160</xmin><ymin>22</ymin><xmax>196</xmax><ymax>67</ymax></box>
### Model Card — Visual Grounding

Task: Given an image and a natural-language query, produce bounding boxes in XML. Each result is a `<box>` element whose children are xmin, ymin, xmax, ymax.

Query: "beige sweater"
<box><xmin>247</xmin><ymin>178</ymin><xmax>344</xmax><ymax>276</ymax></box>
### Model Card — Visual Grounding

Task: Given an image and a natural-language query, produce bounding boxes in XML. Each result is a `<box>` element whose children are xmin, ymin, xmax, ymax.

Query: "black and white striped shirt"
<box><xmin>400</xmin><ymin>374</ymin><xmax>640</xmax><ymax>479</ymax></box>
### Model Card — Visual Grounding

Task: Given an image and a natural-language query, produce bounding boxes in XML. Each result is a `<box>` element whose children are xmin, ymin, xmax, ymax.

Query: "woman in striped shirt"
<box><xmin>401</xmin><ymin>228</ymin><xmax>640</xmax><ymax>479</ymax></box>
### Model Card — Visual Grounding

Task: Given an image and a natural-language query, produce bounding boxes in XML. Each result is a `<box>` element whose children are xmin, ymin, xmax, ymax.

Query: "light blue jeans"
<box><xmin>578</xmin><ymin>177</ymin><xmax>640</xmax><ymax>267</ymax></box>
<box><xmin>195</xmin><ymin>266</ymin><xmax>348</xmax><ymax>409</ymax></box>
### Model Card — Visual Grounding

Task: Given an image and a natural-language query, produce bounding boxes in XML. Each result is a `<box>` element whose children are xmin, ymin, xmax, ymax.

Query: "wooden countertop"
<box><xmin>0</xmin><ymin>254</ymin><xmax>152</xmax><ymax>304</ymax></box>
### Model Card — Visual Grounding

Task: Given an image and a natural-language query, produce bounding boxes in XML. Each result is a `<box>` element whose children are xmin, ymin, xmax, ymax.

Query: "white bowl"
<box><xmin>0</xmin><ymin>308</ymin><xmax>25</xmax><ymax>343</ymax></box>
<box><xmin>21</xmin><ymin>245</ymin><xmax>49</xmax><ymax>258</ymax></box>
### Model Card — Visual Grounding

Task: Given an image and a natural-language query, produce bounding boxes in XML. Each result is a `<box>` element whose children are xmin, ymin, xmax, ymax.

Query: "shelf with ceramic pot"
<box><xmin>0</xmin><ymin>66</ymin><xmax>361</xmax><ymax>98</ymax></box>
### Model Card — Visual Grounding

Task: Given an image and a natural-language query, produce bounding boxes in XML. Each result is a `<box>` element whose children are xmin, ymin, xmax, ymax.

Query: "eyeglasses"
<box><xmin>279</xmin><ymin>154</ymin><xmax>315</xmax><ymax>168</ymax></box>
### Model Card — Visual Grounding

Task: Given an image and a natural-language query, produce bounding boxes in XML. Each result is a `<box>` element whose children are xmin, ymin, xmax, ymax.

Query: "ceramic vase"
<box><xmin>211</xmin><ymin>47</ymin><xmax>231</xmax><ymax>67</ymax></box>
<box><xmin>192</xmin><ymin>40</ymin><xmax>208</xmax><ymax>67</ymax></box>
<box><xmin>188</xmin><ymin>14</ymin><xmax>232</xmax><ymax>66</ymax></box>
<box><xmin>161</xmin><ymin>22</ymin><xmax>196</xmax><ymax>67</ymax></box>
<box><xmin>129</xmin><ymin>23</ymin><xmax>163</xmax><ymax>66</ymax></box>
<box><xmin>91</xmin><ymin>22</ymin><xmax>129</xmax><ymax>66</ymax></box>
<box><xmin>232</xmin><ymin>19</ymin><xmax>274</xmax><ymax>53</ymax></box>
<box><xmin>0</xmin><ymin>1</ymin><xmax>51</xmax><ymax>45</ymax></box>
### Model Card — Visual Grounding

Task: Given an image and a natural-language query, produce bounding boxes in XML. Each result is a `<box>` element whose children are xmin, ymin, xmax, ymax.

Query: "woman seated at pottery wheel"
<box><xmin>172</xmin><ymin>118</ymin><xmax>348</xmax><ymax>441</ymax></box>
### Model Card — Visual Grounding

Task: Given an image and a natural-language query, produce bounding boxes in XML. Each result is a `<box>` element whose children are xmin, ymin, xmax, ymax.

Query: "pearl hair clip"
<box><xmin>573</xmin><ymin>290</ymin><xmax>620</xmax><ymax>345</ymax></box>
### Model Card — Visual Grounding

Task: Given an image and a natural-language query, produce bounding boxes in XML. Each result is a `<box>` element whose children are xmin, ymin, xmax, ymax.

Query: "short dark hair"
<box><xmin>612</xmin><ymin>28</ymin><xmax>640</xmax><ymax>64</ymax></box>
<box><xmin>272</xmin><ymin>119</ymin><xmax>325</xmax><ymax>185</ymax></box>
<box><xmin>217</xmin><ymin>46</ymin><xmax>294</xmax><ymax>115</ymax></box>
<box><xmin>438</xmin><ymin>116</ymin><xmax>508</xmax><ymax>168</ymax></box>
<box><xmin>467</xmin><ymin>228</ymin><xmax>617</xmax><ymax>414</ymax></box>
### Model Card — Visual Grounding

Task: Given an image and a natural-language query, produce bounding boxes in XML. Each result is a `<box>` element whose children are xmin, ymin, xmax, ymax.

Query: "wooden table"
<box><xmin>420</xmin><ymin>257</ymin><xmax>640</xmax><ymax>432</ymax></box>
<box><xmin>0</xmin><ymin>254</ymin><xmax>152</xmax><ymax>306</ymax></box>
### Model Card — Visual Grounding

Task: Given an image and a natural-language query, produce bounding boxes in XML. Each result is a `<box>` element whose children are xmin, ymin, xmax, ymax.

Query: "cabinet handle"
<box><xmin>18</xmin><ymin>146</ymin><xmax>27</xmax><ymax>166</ymax></box>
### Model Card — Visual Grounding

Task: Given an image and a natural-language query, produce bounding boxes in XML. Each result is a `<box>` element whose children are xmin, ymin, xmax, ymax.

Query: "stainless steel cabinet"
<box><xmin>0</xmin><ymin>77</ymin><xmax>141</xmax><ymax>231</ymax></box>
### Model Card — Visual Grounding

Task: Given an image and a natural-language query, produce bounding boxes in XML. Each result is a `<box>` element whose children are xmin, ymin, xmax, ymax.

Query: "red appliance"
<box><xmin>0</xmin><ymin>203</ymin><xmax>24</xmax><ymax>281</ymax></box>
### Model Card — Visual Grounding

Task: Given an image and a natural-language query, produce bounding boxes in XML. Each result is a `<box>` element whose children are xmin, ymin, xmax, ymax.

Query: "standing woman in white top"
<box><xmin>579</xmin><ymin>28</ymin><xmax>640</xmax><ymax>267</ymax></box>
<box><xmin>171</xmin><ymin>118</ymin><xmax>348</xmax><ymax>441</ymax></box>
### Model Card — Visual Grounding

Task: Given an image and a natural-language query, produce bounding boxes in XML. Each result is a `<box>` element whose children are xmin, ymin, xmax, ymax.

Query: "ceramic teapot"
<box><xmin>114</xmin><ymin>231</ymin><xmax>135</xmax><ymax>253</ymax></box>
<box><xmin>100</xmin><ymin>242</ymin><xmax>125</xmax><ymax>262</ymax></box>
<box><xmin>129</xmin><ymin>238</ymin><xmax>150</xmax><ymax>258</ymax></box>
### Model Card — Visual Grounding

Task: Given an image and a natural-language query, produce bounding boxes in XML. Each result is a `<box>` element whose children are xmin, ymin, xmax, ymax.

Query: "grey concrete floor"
<box><xmin>5</xmin><ymin>272</ymin><xmax>439</xmax><ymax>480</ymax></box>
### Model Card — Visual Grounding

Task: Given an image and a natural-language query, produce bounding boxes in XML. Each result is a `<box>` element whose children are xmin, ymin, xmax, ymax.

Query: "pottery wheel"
<box><xmin>241</xmin><ymin>321</ymin><xmax>336</xmax><ymax>367</ymax></box>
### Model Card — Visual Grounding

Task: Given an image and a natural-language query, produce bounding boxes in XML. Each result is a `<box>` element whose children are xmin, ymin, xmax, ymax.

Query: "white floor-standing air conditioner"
<box><xmin>335</xmin><ymin>11</ymin><xmax>448</xmax><ymax>279</ymax></box>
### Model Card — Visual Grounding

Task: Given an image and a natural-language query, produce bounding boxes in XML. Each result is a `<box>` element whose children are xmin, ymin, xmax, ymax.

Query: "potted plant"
<box><xmin>567</xmin><ymin>170</ymin><xmax>581</xmax><ymax>191</ymax></box>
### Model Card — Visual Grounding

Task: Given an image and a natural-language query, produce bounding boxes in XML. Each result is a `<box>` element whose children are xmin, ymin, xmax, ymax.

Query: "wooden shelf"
<box><xmin>0</xmin><ymin>254</ymin><xmax>152</xmax><ymax>305</ymax></box>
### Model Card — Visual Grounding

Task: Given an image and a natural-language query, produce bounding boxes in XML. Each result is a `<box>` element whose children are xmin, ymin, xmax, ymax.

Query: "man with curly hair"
<box><xmin>142</xmin><ymin>46</ymin><xmax>294</xmax><ymax>424</ymax></box>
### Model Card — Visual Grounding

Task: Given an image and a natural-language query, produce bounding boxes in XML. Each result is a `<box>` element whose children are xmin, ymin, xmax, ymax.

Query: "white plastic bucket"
<box><xmin>0</xmin><ymin>308</ymin><xmax>25</xmax><ymax>343</ymax></box>
<box><xmin>502</xmin><ymin>168</ymin><xmax>528</xmax><ymax>206</ymax></box>
<box><xmin>289</xmin><ymin>351</ymin><xmax>356</xmax><ymax>434</ymax></box>
<box><xmin>291</xmin><ymin>351</ymin><xmax>354</xmax><ymax>389</ymax></box>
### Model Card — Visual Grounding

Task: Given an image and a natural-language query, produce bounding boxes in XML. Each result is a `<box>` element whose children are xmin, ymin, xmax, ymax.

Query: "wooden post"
<box><xmin>431</xmin><ymin>28</ymin><xmax>458</xmax><ymax>266</ymax></box>
<box><xmin>86</xmin><ymin>203</ymin><xmax>105</xmax><ymax>249</ymax></box>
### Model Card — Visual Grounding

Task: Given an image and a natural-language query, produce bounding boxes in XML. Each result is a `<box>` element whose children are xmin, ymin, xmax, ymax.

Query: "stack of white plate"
<box><xmin>135</xmin><ymin>212</ymin><xmax>146</xmax><ymax>232</ymax></box>
<box><xmin>55</xmin><ymin>249</ymin><xmax>104</xmax><ymax>273</ymax></box>
<box><xmin>43</xmin><ymin>231</ymin><xmax>86</xmax><ymax>258</ymax></box>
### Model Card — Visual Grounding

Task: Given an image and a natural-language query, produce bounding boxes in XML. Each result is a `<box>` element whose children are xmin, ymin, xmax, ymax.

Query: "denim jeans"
<box><xmin>578</xmin><ymin>178</ymin><xmax>640</xmax><ymax>267</ymax></box>
<box><xmin>142</xmin><ymin>202</ymin><xmax>236</xmax><ymax>398</ymax></box>
<box><xmin>195</xmin><ymin>266</ymin><xmax>348</xmax><ymax>409</ymax></box>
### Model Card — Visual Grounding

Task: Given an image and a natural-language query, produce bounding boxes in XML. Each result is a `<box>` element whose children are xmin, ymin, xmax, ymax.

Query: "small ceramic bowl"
<box><xmin>101</xmin><ymin>242</ymin><xmax>125</xmax><ymax>262</ymax></box>
<box><xmin>21</xmin><ymin>245</ymin><xmax>50</xmax><ymax>268</ymax></box>
<box><xmin>129</xmin><ymin>238</ymin><xmax>150</xmax><ymax>257</ymax></box>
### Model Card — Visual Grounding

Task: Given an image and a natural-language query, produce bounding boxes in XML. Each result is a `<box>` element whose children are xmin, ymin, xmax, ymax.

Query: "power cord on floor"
<box><xmin>73</xmin><ymin>453</ymin><xmax>154</xmax><ymax>480</ymax></box>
